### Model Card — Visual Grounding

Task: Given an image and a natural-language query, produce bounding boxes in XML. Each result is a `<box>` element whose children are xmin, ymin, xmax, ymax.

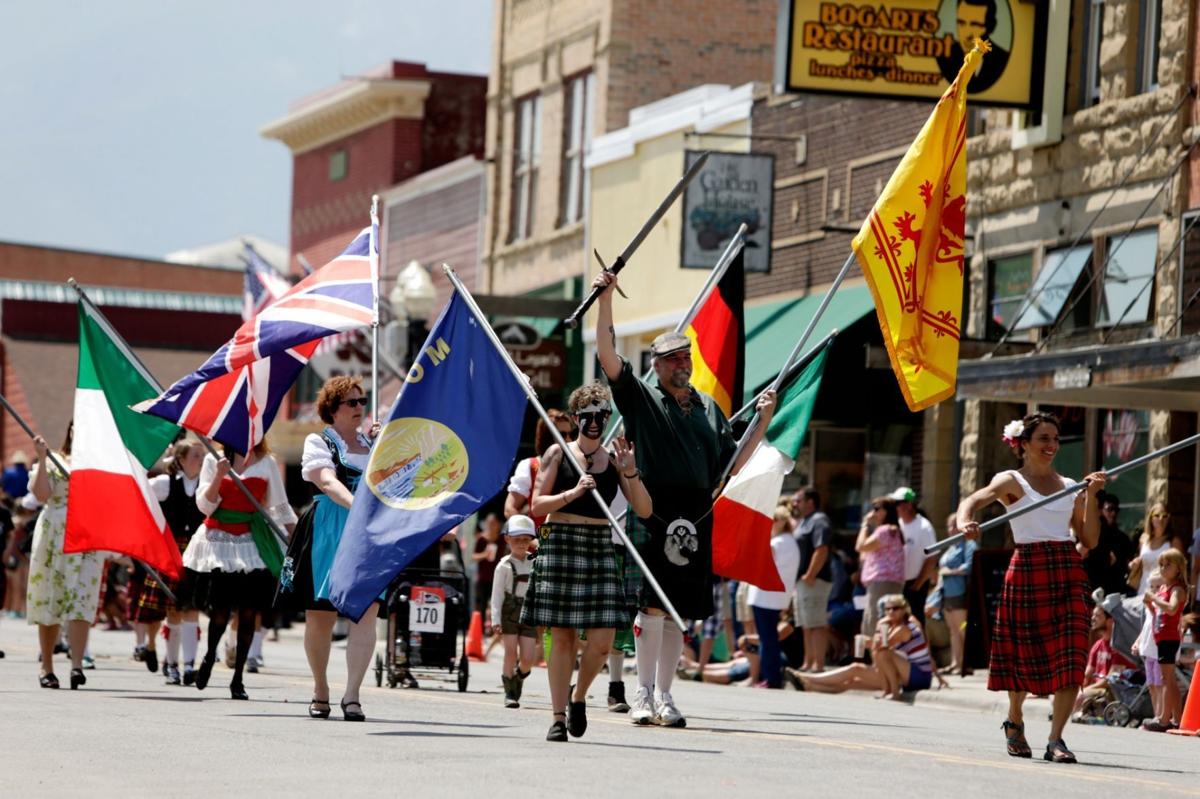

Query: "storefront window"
<box><xmin>1098</xmin><ymin>408</ymin><xmax>1150</xmax><ymax>532</ymax></box>
<box><xmin>810</xmin><ymin>427</ymin><xmax>866</xmax><ymax>531</ymax></box>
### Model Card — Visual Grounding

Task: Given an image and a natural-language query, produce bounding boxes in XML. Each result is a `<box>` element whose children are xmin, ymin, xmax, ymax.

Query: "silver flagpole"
<box><xmin>442</xmin><ymin>264</ymin><xmax>688</xmax><ymax>632</ymax></box>
<box><xmin>602</xmin><ymin>224</ymin><xmax>748</xmax><ymax>446</ymax></box>
<box><xmin>927</xmin><ymin>432</ymin><xmax>1200</xmax><ymax>555</ymax></box>
<box><xmin>68</xmin><ymin>280</ymin><xmax>289</xmax><ymax>549</ymax></box>
<box><xmin>370</xmin><ymin>195</ymin><xmax>382</xmax><ymax>425</ymax></box>
<box><xmin>0</xmin><ymin>390</ymin><xmax>180</xmax><ymax>603</ymax></box>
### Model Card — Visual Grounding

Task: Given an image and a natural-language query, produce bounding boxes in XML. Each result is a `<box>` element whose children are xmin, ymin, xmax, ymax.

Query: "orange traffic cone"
<box><xmin>1167</xmin><ymin>662</ymin><xmax>1200</xmax><ymax>736</ymax></box>
<box><xmin>466</xmin><ymin>611</ymin><xmax>486</xmax><ymax>662</ymax></box>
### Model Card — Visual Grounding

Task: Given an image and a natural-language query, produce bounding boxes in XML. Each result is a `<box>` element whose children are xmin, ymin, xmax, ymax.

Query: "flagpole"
<box><xmin>67</xmin><ymin>280</ymin><xmax>289</xmax><ymax>549</ymax></box>
<box><xmin>369</xmin><ymin>195</ymin><xmax>382</xmax><ymax>425</ymax></box>
<box><xmin>728</xmin><ymin>329</ymin><xmax>839</xmax><ymax>425</ymax></box>
<box><xmin>0</xmin><ymin>390</ymin><xmax>181</xmax><ymax>603</ymax></box>
<box><xmin>602</xmin><ymin>225</ymin><xmax>748</xmax><ymax>446</ymax></box>
<box><xmin>927</xmin><ymin>432</ymin><xmax>1200</xmax><ymax>556</ymax></box>
<box><xmin>441</xmin><ymin>264</ymin><xmax>688</xmax><ymax>633</ymax></box>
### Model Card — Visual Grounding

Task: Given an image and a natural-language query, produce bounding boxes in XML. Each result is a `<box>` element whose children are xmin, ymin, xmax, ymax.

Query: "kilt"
<box><xmin>130</xmin><ymin>568</ymin><xmax>197</xmax><ymax>622</ymax></box>
<box><xmin>520</xmin><ymin>522</ymin><xmax>625</xmax><ymax>629</ymax></box>
<box><xmin>987</xmin><ymin>541</ymin><xmax>1088</xmax><ymax>695</ymax></box>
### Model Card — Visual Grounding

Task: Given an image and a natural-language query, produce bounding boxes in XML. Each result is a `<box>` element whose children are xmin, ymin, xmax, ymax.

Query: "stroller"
<box><xmin>1090</xmin><ymin>591</ymin><xmax>1194</xmax><ymax>727</ymax></box>
<box><xmin>375</xmin><ymin>565</ymin><xmax>470</xmax><ymax>692</ymax></box>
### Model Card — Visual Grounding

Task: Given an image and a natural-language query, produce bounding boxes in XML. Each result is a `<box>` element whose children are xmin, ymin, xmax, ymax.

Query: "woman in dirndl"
<box><xmin>524</xmin><ymin>383</ymin><xmax>652</xmax><ymax>742</ymax></box>
<box><xmin>956</xmin><ymin>411</ymin><xmax>1106</xmax><ymax>764</ymax></box>
<box><xmin>130</xmin><ymin>438</ymin><xmax>206</xmax><ymax>684</ymax></box>
<box><xmin>285</xmin><ymin>376</ymin><xmax>378</xmax><ymax>722</ymax></box>
<box><xmin>185</xmin><ymin>439</ymin><xmax>296</xmax><ymax>700</ymax></box>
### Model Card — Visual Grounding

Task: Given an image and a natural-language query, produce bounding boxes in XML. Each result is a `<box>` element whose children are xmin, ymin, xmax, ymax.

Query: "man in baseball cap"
<box><xmin>891</xmin><ymin>487</ymin><xmax>937</xmax><ymax>626</ymax></box>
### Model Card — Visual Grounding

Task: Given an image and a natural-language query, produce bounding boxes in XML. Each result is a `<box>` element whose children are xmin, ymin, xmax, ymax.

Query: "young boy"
<box><xmin>490</xmin><ymin>515</ymin><xmax>538</xmax><ymax>708</ymax></box>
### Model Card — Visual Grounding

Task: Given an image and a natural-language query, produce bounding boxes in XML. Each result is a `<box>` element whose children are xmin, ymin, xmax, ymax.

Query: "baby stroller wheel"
<box><xmin>374</xmin><ymin>654</ymin><xmax>383</xmax><ymax>688</ymax></box>
<box><xmin>1102</xmin><ymin>701</ymin><xmax>1131</xmax><ymax>727</ymax></box>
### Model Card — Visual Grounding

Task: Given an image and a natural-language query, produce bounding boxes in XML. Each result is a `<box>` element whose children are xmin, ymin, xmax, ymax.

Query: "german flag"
<box><xmin>685</xmin><ymin>250</ymin><xmax>745</xmax><ymax>417</ymax></box>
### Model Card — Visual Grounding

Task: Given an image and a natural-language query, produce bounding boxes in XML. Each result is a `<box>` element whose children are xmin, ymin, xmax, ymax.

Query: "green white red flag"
<box><xmin>64</xmin><ymin>302</ymin><xmax>183</xmax><ymax>578</ymax></box>
<box><xmin>712</xmin><ymin>346</ymin><xmax>828</xmax><ymax>590</ymax></box>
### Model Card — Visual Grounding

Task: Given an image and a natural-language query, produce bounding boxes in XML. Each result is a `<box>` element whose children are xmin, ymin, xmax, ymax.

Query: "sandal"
<box><xmin>70</xmin><ymin>668</ymin><xmax>86</xmax><ymax>690</ymax></box>
<box><xmin>546</xmin><ymin>712</ymin><xmax>568</xmax><ymax>743</ymax></box>
<box><xmin>1044</xmin><ymin>739</ymin><xmax>1076</xmax><ymax>764</ymax></box>
<box><xmin>341</xmin><ymin>699</ymin><xmax>365</xmax><ymax>722</ymax></box>
<box><xmin>1002</xmin><ymin>720</ymin><xmax>1032</xmax><ymax>758</ymax></box>
<box><xmin>39</xmin><ymin>672</ymin><xmax>60</xmax><ymax>689</ymax></box>
<box><xmin>308</xmin><ymin>699</ymin><xmax>332</xmax><ymax>719</ymax></box>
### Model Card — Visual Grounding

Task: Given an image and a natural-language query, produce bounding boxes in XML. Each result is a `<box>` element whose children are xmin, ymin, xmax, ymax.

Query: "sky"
<box><xmin>0</xmin><ymin>1</ymin><xmax>491</xmax><ymax>261</ymax></box>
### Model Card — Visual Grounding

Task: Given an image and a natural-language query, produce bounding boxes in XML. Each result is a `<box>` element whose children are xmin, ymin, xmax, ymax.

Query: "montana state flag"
<box><xmin>851</xmin><ymin>41</ymin><xmax>989</xmax><ymax>411</ymax></box>
<box><xmin>685</xmin><ymin>250</ymin><xmax>745</xmax><ymax>416</ymax></box>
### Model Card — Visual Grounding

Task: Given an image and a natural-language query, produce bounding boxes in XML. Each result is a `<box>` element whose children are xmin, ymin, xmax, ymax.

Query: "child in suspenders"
<box><xmin>490</xmin><ymin>515</ymin><xmax>538</xmax><ymax>708</ymax></box>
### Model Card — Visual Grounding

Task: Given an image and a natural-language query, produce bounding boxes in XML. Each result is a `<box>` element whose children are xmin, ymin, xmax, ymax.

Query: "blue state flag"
<box><xmin>328</xmin><ymin>292</ymin><xmax>527</xmax><ymax>620</ymax></box>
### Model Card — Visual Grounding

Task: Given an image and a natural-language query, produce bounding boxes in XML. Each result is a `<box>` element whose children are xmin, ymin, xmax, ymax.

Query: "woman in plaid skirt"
<box><xmin>523</xmin><ymin>383</ymin><xmax>652</xmax><ymax>742</ymax></box>
<box><xmin>956</xmin><ymin>411</ymin><xmax>1106</xmax><ymax>764</ymax></box>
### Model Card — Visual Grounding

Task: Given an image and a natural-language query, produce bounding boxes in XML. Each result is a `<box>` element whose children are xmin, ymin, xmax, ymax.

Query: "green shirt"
<box><xmin>607</xmin><ymin>358</ymin><xmax>735</xmax><ymax>492</ymax></box>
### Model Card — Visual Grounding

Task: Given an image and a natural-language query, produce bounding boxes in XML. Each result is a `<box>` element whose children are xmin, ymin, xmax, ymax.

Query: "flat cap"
<box><xmin>650</xmin><ymin>331</ymin><xmax>691</xmax><ymax>358</ymax></box>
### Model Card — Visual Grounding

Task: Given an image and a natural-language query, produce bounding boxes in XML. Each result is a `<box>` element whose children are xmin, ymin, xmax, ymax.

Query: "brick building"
<box><xmin>0</xmin><ymin>242</ymin><xmax>241</xmax><ymax>463</ymax></box>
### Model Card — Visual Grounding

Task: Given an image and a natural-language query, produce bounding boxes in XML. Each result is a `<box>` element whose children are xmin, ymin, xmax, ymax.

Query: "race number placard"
<box><xmin>409</xmin><ymin>586</ymin><xmax>446</xmax><ymax>633</ymax></box>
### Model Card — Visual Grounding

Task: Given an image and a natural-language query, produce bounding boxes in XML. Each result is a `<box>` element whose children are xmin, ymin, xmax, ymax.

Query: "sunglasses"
<box><xmin>1151</xmin><ymin>512</ymin><xmax>1170</xmax><ymax>519</ymax></box>
<box><xmin>576</xmin><ymin>411</ymin><xmax>611</xmax><ymax>426</ymax></box>
<box><xmin>885</xmin><ymin>606</ymin><xmax>906</xmax><ymax>612</ymax></box>
<box><xmin>338</xmin><ymin>397</ymin><xmax>369</xmax><ymax>409</ymax></box>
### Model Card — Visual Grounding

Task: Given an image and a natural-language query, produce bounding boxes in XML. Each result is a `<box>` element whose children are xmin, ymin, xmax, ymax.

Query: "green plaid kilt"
<box><xmin>521</xmin><ymin>522</ymin><xmax>625</xmax><ymax>629</ymax></box>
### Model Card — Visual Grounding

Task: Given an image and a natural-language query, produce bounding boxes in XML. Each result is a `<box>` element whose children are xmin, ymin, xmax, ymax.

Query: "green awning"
<box><xmin>743</xmin><ymin>285</ymin><xmax>875</xmax><ymax>403</ymax></box>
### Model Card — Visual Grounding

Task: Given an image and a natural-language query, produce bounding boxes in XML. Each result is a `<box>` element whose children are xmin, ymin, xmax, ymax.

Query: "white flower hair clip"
<box><xmin>1001</xmin><ymin>420</ymin><xmax>1025</xmax><ymax>449</ymax></box>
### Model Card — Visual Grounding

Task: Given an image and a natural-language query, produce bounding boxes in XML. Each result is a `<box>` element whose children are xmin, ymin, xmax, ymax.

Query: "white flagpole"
<box><xmin>441</xmin><ymin>264</ymin><xmax>688</xmax><ymax>633</ymax></box>
<box><xmin>370</xmin><ymin>195</ymin><xmax>382</xmax><ymax>425</ymax></box>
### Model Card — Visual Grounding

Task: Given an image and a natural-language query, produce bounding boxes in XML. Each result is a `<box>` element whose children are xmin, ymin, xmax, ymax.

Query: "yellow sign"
<box><xmin>783</xmin><ymin>0</ymin><xmax>1045</xmax><ymax>108</ymax></box>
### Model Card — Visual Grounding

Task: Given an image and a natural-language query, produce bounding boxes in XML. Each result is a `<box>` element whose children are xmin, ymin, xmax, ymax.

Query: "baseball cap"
<box><xmin>503</xmin><ymin>515</ymin><xmax>537</xmax><ymax>537</ymax></box>
<box><xmin>650</xmin><ymin>331</ymin><xmax>690</xmax><ymax>358</ymax></box>
<box><xmin>889</xmin><ymin>486</ymin><xmax>916</xmax><ymax>503</ymax></box>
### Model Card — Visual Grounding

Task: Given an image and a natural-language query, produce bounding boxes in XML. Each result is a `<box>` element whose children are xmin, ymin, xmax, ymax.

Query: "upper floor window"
<box><xmin>509</xmin><ymin>94</ymin><xmax>542</xmax><ymax>243</ymax></box>
<box><xmin>1097</xmin><ymin>228</ymin><xmax>1158</xmax><ymax>327</ymax></box>
<box><xmin>559</xmin><ymin>72</ymin><xmax>594</xmax><ymax>228</ymax></box>
<box><xmin>1011</xmin><ymin>244</ymin><xmax>1092</xmax><ymax>332</ymax></box>
<box><xmin>1083</xmin><ymin>0</ymin><xmax>1105</xmax><ymax>108</ymax></box>
<box><xmin>329</xmin><ymin>149</ymin><xmax>348</xmax><ymax>182</ymax></box>
<box><xmin>986</xmin><ymin>253</ymin><xmax>1033</xmax><ymax>340</ymax></box>
<box><xmin>1137</xmin><ymin>0</ymin><xmax>1162</xmax><ymax>93</ymax></box>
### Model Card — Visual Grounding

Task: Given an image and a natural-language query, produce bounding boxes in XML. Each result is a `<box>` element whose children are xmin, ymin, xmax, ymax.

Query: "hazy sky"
<box><xmin>0</xmin><ymin>2</ymin><xmax>491</xmax><ymax>261</ymax></box>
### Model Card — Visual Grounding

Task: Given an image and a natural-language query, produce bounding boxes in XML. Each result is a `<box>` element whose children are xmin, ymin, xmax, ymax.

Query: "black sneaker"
<box><xmin>182</xmin><ymin>664</ymin><xmax>196</xmax><ymax>686</ymax></box>
<box><xmin>144</xmin><ymin>649</ymin><xmax>158</xmax><ymax>673</ymax></box>
<box><xmin>165</xmin><ymin>663</ymin><xmax>181</xmax><ymax>685</ymax></box>
<box><xmin>607</xmin><ymin>681</ymin><xmax>630</xmax><ymax>713</ymax></box>
<box><xmin>546</xmin><ymin>719</ymin><xmax>568</xmax><ymax>742</ymax></box>
<box><xmin>133</xmin><ymin>645</ymin><xmax>147</xmax><ymax>662</ymax></box>
<box><xmin>502</xmin><ymin>675</ymin><xmax>519</xmax><ymax>709</ymax></box>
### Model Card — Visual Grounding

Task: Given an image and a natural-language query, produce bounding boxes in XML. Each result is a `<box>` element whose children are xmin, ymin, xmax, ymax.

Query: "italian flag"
<box><xmin>712</xmin><ymin>344</ymin><xmax>828</xmax><ymax>590</ymax></box>
<box><xmin>64</xmin><ymin>302</ymin><xmax>183</xmax><ymax>578</ymax></box>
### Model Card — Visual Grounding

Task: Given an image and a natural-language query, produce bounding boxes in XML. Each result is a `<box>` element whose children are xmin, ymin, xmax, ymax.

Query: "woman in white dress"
<box><xmin>27</xmin><ymin>426</ymin><xmax>103</xmax><ymax>690</ymax></box>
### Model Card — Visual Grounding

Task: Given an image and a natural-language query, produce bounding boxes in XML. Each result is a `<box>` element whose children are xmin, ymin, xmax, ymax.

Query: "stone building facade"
<box><xmin>957</xmin><ymin>0</ymin><xmax>1198</xmax><ymax>534</ymax></box>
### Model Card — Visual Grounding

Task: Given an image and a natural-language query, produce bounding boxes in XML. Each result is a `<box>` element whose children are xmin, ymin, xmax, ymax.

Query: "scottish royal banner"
<box><xmin>780</xmin><ymin>0</ymin><xmax>1047</xmax><ymax>109</ymax></box>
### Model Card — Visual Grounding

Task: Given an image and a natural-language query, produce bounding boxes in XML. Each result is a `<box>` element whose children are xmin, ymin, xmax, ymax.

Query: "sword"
<box><xmin>562</xmin><ymin>150</ymin><xmax>711</xmax><ymax>329</ymax></box>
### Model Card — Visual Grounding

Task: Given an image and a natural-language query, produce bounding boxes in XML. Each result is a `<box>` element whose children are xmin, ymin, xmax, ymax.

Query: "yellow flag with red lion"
<box><xmin>852</xmin><ymin>41</ymin><xmax>989</xmax><ymax>411</ymax></box>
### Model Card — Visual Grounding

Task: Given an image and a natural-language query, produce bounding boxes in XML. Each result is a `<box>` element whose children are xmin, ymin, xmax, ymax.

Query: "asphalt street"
<box><xmin>1</xmin><ymin>620</ymin><xmax>1198</xmax><ymax>798</ymax></box>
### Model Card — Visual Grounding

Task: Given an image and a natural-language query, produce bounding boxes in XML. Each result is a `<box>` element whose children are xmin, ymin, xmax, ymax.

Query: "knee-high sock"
<box><xmin>656</xmin><ymin>622</ymin><xmax>685</xmax><ymax>695</ymax></box>
<box><xmin>164</xmin><ymin>622</ymin><xmax>181</xmax><ymax>664</ymax></box>
<box><xmin>181</xmin><ymin>621</ymin><xmax>199</xmax><ymax>666</ymax></box>
<box><xmin>249</xmin><ymin>629</ymin><xmax>265</xmax><ymax>660</ymax></box>
<box><xmin>134</xmin><ymin>624</ymin><xmax>147</xmax><ymax>647</ymax></box>
<box><xmin>608</xmin><ymin>651</ymin><xmax>625</xmax><ymax>681</ymax></box>
<box><xmin>634</xmin><ymin>612</ymin><xmax>664</xmax><ymax>694</ymax></box>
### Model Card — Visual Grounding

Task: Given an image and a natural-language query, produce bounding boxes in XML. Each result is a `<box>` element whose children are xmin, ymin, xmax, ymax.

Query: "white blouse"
<box><xmin>149</xmin><ymin>473</ymin><xmax>198</xmax><ymax>503</ymax></box>
<box><xmin>1005</xmin><ymin>470</ymin><xmax>1076</xmax><ymax>545</ymax></box>
<box><xmin>300</xmin><ymin>428</ymin><xmax>370</xmax><ymax>484</ymax></box>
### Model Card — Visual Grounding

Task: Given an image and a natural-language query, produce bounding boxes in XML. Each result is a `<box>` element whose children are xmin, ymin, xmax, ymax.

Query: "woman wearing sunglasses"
<box><xmin>523</xmin><ymin>382</ymin><xmax>652</xmax><ymax>742</ymax></box>
<box><xmin>286</xmin><ymin>376</ymin><xmax>378</xmax><ymax>721</ymax></box>
<box><xmin>1128</xmin><ymin>502</ymin><xmax>1187</xmax><ymax>596</ymax></box>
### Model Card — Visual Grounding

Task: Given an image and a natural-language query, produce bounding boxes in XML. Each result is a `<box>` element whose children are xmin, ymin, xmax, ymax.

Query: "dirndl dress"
<box><xmin>131</xmin><ymin>473</ymin><xmax>205</xmax><ymax>621</ymax></box>
<box><xmin>521</xmin><ymin>522</ymin><xmax>626</xmax><ymax>629</ymax></box>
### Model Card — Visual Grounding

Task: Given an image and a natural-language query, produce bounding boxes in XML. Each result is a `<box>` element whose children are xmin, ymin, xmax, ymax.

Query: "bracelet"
<box><xmin>623</xmin><ymin>470</ymin><xmax>640</xmax><ymax>479</ymax></box>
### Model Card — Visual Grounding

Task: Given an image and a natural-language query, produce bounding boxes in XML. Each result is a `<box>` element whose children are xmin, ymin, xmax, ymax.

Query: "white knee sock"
<box><xmin>135</xmin><ymin>624</ymin><xmax>147</xmax><ymax>647</ymax></box>
<box><xmin>656</xmin><ymin>623</ymin><xmax>685</xmax><ymax>695</ymax></box>
<box><xmin>164</xmin><ymin>622</ymin><xmax>181</xmax><ymax>664</ymax></box>
<box><xmin>608</xmin><ymin>651</ymin><xmax>625</xmax><ymax>682</ymax></box>
<box><xmin>634</xmin><ymin>611</ymin><xmax>663</xmax><ymax>694</ymax></box>
<box><xmin>249</xmin><ymin>629</ymin><xmax>265</xmax><ymax>660</ymax></box>
<box><xmin>181</xmin><ymin>621</ymin><xmax>199</xmax><ymax>666</ymax></box>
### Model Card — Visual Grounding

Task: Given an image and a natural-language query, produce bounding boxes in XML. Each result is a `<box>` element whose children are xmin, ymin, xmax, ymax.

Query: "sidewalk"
<box><xmin>905</xmin><ymin>670</ymin><xmax>1053</xmax><ymax>716</ymax></box>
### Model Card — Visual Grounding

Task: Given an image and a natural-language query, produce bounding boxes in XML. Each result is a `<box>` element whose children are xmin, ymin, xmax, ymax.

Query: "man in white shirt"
<box><xmin>891</xmin><ymin>486</ymin><xmax>937</xmax><ymax>627</ymax></box>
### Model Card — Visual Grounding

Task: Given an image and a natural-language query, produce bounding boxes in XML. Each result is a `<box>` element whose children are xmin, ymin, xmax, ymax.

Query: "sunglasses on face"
<box><xmin>338</xmin><ymin>397</ymin><xmax>369</xmax><ymax>409</ymax></box>
<box><xmin>1152</xmin><ymin>512</ymin><xmax>1170</xmax><ymax>519</ymax></box>
<box><xmin>576</xmin><ymin>411</ymin><xmax>611</xmax><ymax>426</ymax></box>
<box><xmin>885</xmin><ymin>606</ymin><xmax>906</xmax><ymax>612</ymax></box>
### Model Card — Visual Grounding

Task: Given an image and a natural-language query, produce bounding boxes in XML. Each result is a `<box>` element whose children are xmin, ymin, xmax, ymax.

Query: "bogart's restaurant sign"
<box><xmin>781</xmin><ymin>0</ymin><xmax>1048</xmax><ymax>109</ymax></box>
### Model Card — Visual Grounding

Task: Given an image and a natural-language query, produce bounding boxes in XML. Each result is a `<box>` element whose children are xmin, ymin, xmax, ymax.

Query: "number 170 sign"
<box><xmin>409</xmin><ymin>586</ymin><xmax>446</xmax><ymax>633</ymax></box>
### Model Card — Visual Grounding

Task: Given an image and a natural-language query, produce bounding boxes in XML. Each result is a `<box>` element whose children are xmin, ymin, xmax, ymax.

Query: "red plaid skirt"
<box><xmin>987</xmin><ymin>541</ymin><xmax>1088</xmax><ymax>695</ymax></box>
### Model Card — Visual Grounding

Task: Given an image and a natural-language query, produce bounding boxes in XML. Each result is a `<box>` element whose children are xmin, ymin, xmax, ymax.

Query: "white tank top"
<box><xmin>1005</xmin><ymin>470</ymin><xmax>1076</xmax><ymax>544</ymax></box>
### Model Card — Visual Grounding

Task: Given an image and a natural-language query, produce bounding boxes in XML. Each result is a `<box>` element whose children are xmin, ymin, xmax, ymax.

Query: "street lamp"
<box><xmin>387</xmin><ymin>259</ymin><xmax>437</xmax><ymax>369</ymax></box>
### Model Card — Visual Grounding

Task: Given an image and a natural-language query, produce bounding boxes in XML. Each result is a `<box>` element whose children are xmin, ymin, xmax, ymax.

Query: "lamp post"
<box><xmin>387</xmin><ymin>259</ymin><xmax>437</xmax><ymax>371</ymax></box>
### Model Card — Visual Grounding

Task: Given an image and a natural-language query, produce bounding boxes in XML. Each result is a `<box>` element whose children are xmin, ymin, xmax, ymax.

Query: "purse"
<box><xmin>1126</xmin><ymin>557</ymin><xmax>1142</xmax><ymax>591</ymax></box>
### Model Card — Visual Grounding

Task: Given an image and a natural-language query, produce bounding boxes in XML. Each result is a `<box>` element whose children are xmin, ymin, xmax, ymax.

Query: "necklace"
<box><xmin>577</xmin><ymin>443</ymin><xmax>600</xmax><ymax>472</ymax></box>
<box><xmin>675</xmin><ymin>392</ymin><xmax>693</xmax><ymax>415</ymax></box>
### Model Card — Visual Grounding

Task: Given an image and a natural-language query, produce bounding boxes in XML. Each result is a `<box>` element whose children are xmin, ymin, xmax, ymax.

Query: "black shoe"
<box><xmin>568</xmin><ymin>700</ymin><xmax>588</xmax><ymax>738</ymax></box>
<box><xmin>133</xmin><ymin>645</ymin><xmax>147</xmax><ymax>662</ymax></box>
<box><xmin>70</xmin><ymin>668</ymin><xmax>86</xmax><ymax>690</ymax></box>
<box><xmin>229</xmin><ymin>681</ymin><xmax>248</xmax><ymax>701</ymax></box>
<box><xmin>546</xmin><ymin>717</ymin><xmax>568</xmax><ymax>742</ymax></box>
<box><xmin>513</xmin><ymin>669</ymin><xmax>528</xmax><ymax>703</ymax></box>
<box><xmin>144</xmin><ymin>649</ymin><xmax>158</xmax><ymax>673</ymax></box>
<box><xmin>195</xmin><ymin>655</ymin><xmax>214</xmax><ymax>691</ymax></box>
<box><xmin>1044</xmin><ymin>739</ymin><xmax>1076</xmax><ymax>764</ymax></box>
<box><xmin>607</xmin><ymin>680</ymin><xmax>630</xmax><ymax>713</ymax></box>
<box><xmin>503</xmin><ymin>675</ymin><xmax>519</xmax><ymax>709</ymax></box>
<box><xmin>164</xmin><ymin>663</ymin><xmax>181</xmax><ymax>685</ymax></box>
<box><xmin>161</xmin><ymin>657</ymin><xmax>169</xmax><ymax>677</ymax></box>
<box><xmin>182</xmin><ymin>665</ymin><xmax>196</xmax><ymax>686</ymax></box>
<box><xmin>54</xmin><ymin>641</ymin><xmax>69</xmax><ymax>655</ymax></box>
<box><xmin>341</xmin><ymin>700</ymin><xmax>365</xmax><ymax>721</ymax></box>
<box><xmin>308</xmin><ymin>699</ymin><xmax>332</xmax><ymax>719</ymax></box>
<box><xmin>39</xmin><ymin>672</ymin><xmax>60</xmax><ymax>689</ymax></box>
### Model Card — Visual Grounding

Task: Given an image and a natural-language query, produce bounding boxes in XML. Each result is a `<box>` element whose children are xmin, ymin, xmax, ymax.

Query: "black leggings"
<box><xmin>204</xmin><ymin>606</ymin><xmax>257</xmax><ymax>685</ymax></box>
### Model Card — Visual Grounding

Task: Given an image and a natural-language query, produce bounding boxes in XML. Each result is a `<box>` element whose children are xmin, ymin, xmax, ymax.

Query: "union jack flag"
<box><xmin>240</xmin><ymin>241</ymin><xmax>291</xmax><ymax>321</ymax></box>
<box><xmin>136</xmin><ymin>218</ymin><xmax>379</xmax><ymax>453</ymax></box>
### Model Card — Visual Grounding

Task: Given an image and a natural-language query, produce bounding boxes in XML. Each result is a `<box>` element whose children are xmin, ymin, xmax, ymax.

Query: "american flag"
<box><xmin>136</xmin><ymin>219</ymin><xmax>379</xmax><ymax>453</ymax></box>
<box><xmin>240</xmin><ymin>242</ymin><xmax>291</xmax><ymax>321</ymax></box>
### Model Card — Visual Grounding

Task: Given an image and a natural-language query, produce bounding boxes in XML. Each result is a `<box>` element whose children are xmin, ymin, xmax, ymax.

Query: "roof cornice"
<box><xmin>260</xmin><ymin>78</ymin><xmax>432</xmax><ymax>154</ymax></box>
